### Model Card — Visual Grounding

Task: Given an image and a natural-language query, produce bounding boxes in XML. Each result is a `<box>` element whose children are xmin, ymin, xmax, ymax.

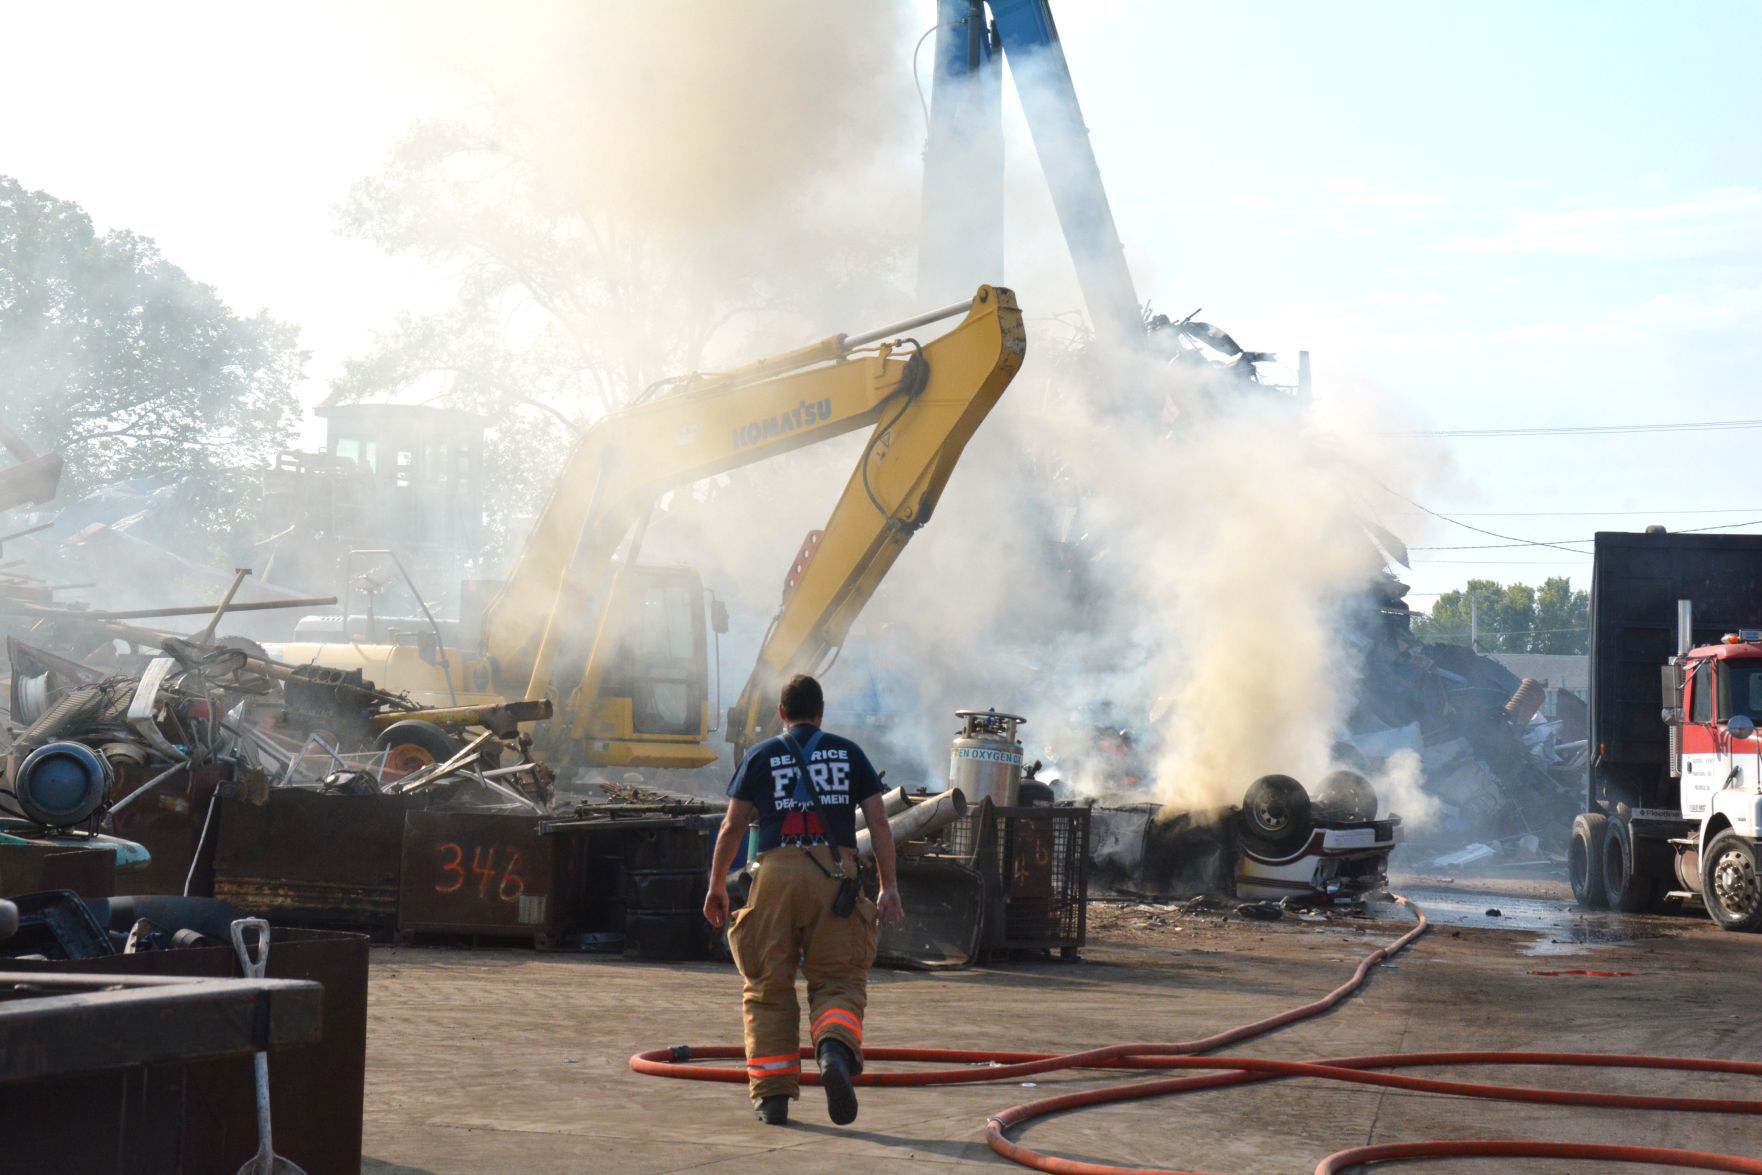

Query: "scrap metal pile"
<box><xmin>0</xmin><ymin>576</ymin><xmax>561</xmax><ymax>928</ymax></box>
<box><xmin>1340</xmin><ymin>631</ymin><xmax>1587</xmax><ymax>866</ymax></box>
<box><xmin>1076</xmin><ymin>612</ymin><xmax>1588</xmax><ymax>901</ymax></box>
<box><xmin>5</xmin><ymin>617</ymin><xmax>554</xmax><ymax>829</ymax></box>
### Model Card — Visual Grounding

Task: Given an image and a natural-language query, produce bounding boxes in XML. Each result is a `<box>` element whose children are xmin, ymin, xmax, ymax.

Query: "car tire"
<box><xmin>1701</xmin><ymin>830</ymin><xmax>1762</xmax><ymax>933</ymax></box>
<box><xmin>1239</xmin><ymin>775</ymin><xmax>1313</xmax><ymax>855</ymax></box>
<box><xmin>1568</xmin><ymin>812</ymin><xmax>1608</xmax><ymax>909</ymax></box>
<box><xmin>1603</xmin><ymin>817</ymin><xmax>1658</xmax><ymax>913</ymax></box>
<box><xmin>1312</xmin><ymin>769</ymin><xmax>1378</xmax><ymax>821</ymax></box>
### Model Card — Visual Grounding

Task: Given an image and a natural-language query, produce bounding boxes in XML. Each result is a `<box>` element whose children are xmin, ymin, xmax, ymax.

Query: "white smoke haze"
<box><xmin>4</xmin><ymin>1</ymin><xmax>1463</xmax><ymax>833</ymax></box>
<box><xmin>1370</xmin><ymin>747</ymin><xmax>1441</xmax><ymax>829</ymax></box>
<box><xmin>840</xmin><ymin>337</ymin><xmax>1449</xmax><ymax>820</ymax></box>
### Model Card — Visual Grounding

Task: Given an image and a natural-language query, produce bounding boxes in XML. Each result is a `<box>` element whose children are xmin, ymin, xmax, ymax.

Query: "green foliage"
<box><xmin>1411</xmin><ymin>576</ymin><xmax>1588</xmax><ymax>654</ymax></box>
<box><xmin>0</xmin><ymin>176</ymin><xmax>305</xmax><ymax>554</ymax></box>
<box><xmin>331</xmin><ymin>56</ymin><xmax>914</xmax><ymax>558</ymax></box>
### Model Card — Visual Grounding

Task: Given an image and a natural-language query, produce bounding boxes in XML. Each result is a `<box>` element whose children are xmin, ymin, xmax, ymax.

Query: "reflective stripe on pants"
<box><xmin>727</xmin><ymin>846</ymin><xmax>879</xmax><ymax>1100</ymax></box>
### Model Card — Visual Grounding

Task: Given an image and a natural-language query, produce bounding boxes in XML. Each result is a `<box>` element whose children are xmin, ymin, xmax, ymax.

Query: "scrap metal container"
<box><xmin>2</xmin><ymin>926</ymin><xmax>367</xmax><ymax>1174</ymax></box>
<box><xmin>212</xmin><ymin>788</ymin><xmax>424</xmax><ymax>928</ymax></box>
<box><xmin>975</xmin><ymin>802</ymin><xmax>1089</xmax><ymax>956</ymax></box>
<box><xmin>397</xmin><ymin>809</ymin><xmax>580</xmax><ymax>947</ymax></box>
<box><xmin>622</xmin><ymin>824</ymin><xmax>711</xmax><ymax>960</ymax></box>
<box><xmin>923</xmin><ymin>797</ymin><xmax>1088</xmax><ymax>962</ymax></box>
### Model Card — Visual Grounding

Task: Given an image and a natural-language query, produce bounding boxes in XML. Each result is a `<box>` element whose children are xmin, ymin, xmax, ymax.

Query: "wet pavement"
<box><xmin>359</xmin><ymin>880</ymin><xmax>1762</xmax><ymax>1174</ymax></box>
<box><xmin>1377</xmin><ymin>881</ymin><xmax>1700</xmax><ymax>956</ymax></box>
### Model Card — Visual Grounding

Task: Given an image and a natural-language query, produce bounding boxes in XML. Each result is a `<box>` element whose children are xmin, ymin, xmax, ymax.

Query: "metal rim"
<box><xmin>15</xmin><ymin>674</ymin><xmax>49</xmax><ymax>726</ymax></box>
<box><xmin>1709</xmin><ymin>844</ymin><xmax>1761</xmax><ymax>921</ymax></box>
<box><xmin>1247</xmin><ymin>796</ymin><xmax>1292</xmax><ymax>835</ymax></box>
<box><xmin>384</xmin><ymin>744</ymin><xmax>438</xmax><ymax>777</ymax></box>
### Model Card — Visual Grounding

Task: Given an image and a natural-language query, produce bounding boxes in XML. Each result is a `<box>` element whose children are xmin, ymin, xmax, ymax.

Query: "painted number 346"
<box><xmin>434</xmin><ymin>843</ymin><xmax>526</xmax><ymax>902</ymax></box>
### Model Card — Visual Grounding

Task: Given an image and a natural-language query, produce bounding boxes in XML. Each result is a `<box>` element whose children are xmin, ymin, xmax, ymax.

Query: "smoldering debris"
<box><xmin>1076</xmin><ymin>625</ymin><xmax>1586</xmax><ymax>902</ymax></box>
<box><xmin>1341</xmin><ymin>633</ymin><xmax>1586</xmax><ymax>863</ymax></box>
<box><xmin>0</xmin><ymin>425</ymin><xmax>62</xmax><ymax>515</ymax></box>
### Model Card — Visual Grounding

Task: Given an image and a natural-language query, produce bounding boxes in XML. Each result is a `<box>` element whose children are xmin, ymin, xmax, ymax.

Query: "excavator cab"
<box><xmin>570</xmin><ymin>564</ymin><xmax>724</xmax><ymax>770</ymax></box>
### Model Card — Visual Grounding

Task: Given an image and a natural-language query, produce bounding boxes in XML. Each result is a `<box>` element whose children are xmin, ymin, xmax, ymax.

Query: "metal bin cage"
<box><xmin>945</xmin><ymin>799</ymin><xmax>1089</xmax><ymax>957</ymax></box>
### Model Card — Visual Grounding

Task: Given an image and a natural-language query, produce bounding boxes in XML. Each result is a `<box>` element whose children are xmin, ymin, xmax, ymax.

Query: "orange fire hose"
<box><xmin>630</xmin><ymin>897</ymin><xmax>1762</xmax><ymax>1172</ymax></box>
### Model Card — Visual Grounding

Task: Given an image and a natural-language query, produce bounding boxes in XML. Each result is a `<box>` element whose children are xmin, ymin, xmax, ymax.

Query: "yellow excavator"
<box><xmin>268</xmin><ymin>285</ymin><xmax>1024</xmax><ymax>771</ymax></box>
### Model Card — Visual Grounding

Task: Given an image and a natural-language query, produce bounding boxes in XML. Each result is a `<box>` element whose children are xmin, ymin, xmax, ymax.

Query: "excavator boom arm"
<box><xmin>727</xmin><ymin>287</ymin><xmax>1025</xmax><ymax>758</ymax></box>
<box><xmin>478</xmin><ymin>287</ymin><xmax>1025</xmax><ymax>749</ymax></box>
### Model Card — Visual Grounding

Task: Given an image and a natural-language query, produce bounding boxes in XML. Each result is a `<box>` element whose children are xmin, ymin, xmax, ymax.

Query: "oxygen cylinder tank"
<box><xmin>948</xmin><ymin>709</ymin><xmax>1027</xmax><ymax>807</ymax></box>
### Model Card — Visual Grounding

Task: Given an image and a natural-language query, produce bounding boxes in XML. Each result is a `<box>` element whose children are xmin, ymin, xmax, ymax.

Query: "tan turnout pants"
<box><xmin>727</xmin><ymin>846</ymin><xmax>879</xmax><ymax>1100</ymax></box>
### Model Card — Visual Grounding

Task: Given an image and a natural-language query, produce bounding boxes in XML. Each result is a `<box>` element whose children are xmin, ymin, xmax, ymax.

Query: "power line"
<box><xmin>1394</xmin><ymin>506</ymin><xmax>1762</xmax><ymax>518</ymax></box>
<box><xmin>1378</xmin><ymin>418</ymin><xmax>1762</xmax><ymax>439</ymax></box>
<box><xmin>1410</xmin><ymin>517</ymin><xmax>1762</xmax><ymax>552</ymax></box>
<box><xmin>1371</xmin><ymin>482</ymin><xmax>1588</xmax><ymax>554</ymax></box>
<box><xmin>1411</xmin><ymin>558</ymin><xmax>1591</xmax><ymax>565</ymax></box>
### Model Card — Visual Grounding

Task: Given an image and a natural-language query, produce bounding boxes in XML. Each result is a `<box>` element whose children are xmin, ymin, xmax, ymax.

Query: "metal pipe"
<box><xmin>854</xmin><ymin>786</ymin><xmax>912</xmax><ymax>830</ymax></box>
<box><xmin>194</xmin><ymin>567</ymin><xmax>251</xmax><ymax>645</ymax></box>
<box><xmin>856</xmin><ymin>787</ymin><xmax>967</xmax><ymax>861</ymax></box>
<box><xmin>105</xmin><ymin>760</ymin><xmax>189</xmax><ymax>819</ymax></box>
<box><xmin>0</xmin><ymin>595</ymin><xmax>337</xmax><ymax>620</ymax></box>
<box><xmin>366</xmin><ymin>699</ymin><xmax>552</xmax><ymax>732</ymax></box>
<box><xmin>843</xmin><ymin>298</ymin><xmax>973</xmax><ymax>351</ymax></box>
<box><xmin>184</xmin><ymin>789</ymin><xmax>220</xmax><ymax>896</ymax></box>
<box><xmin>1678</xmin><ymin>599</ymin><xmax>1694</xmax><ymax>657</ymax></box>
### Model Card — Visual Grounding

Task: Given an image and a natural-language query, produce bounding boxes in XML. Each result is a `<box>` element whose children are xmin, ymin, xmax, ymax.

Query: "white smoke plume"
<box><xmin>841</xmin><ymin>335</ymin><xmax>1444</xmax><ymax>819</ymax></box>
<box><xmin>1370</xmin><ymin>747</ymin><xmax>1441</xmax><ymax>829</ymax></box>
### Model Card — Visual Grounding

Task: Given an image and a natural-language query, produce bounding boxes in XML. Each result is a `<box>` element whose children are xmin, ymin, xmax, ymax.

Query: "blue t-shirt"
<box><xmin>727</xmin><ymin>723</ymin><xmax>885</xmax><ymax>853</ymax></box>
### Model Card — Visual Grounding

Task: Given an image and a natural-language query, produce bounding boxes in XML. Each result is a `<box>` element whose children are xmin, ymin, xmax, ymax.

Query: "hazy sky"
<box><xmin>3</xmin><ymin>1</ymin><xmax>1757</xmax><ymax>606</ymax></box>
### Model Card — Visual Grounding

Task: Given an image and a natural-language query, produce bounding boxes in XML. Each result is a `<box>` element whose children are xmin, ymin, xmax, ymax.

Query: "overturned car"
<box><xmin>1087</xmin><ymin>770</ymin><xmax>1401</xmax><ymax>901</ymax></box>
<box><xmin>1234</xmin><ymin>771</ymin><xmax>1401</xmax><ymax>900</ymax></box>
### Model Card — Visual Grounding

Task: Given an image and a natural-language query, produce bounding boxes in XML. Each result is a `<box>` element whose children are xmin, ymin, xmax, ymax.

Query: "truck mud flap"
<box><xmin>876</xmin><ymin>857</ymin><xmax>984</xmax><ymax>969</ymax></box>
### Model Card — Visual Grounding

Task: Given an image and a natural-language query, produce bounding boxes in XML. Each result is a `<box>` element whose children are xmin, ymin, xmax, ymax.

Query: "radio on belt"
<box><xmin>948</xmin><ymin>708</ymin><xmax>1027</xmax><ymax>807</ymax></box>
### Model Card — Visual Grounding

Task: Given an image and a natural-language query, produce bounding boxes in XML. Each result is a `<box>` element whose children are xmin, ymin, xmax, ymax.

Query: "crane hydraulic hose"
<box><xmin>631</xmin><ymin>896</ymin><xmax>1762</xmax><ymax>1173</ymax></box>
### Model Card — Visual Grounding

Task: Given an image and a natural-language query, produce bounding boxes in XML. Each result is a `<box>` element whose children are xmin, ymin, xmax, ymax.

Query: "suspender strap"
<box><xmin>781</xmin><ymin>729</ymin><xmax>844</xmax><ymax>878</ymax></box>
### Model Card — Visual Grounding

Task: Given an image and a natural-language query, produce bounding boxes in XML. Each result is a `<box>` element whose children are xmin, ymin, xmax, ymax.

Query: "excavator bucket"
<box><xmin>875</xmin><ymin>856</ymin><xmax>985</xmax><ymax>969</ymax></box>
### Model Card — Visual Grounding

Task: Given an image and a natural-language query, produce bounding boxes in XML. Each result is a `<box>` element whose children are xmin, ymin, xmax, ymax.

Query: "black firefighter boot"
<box><xmin>753</xmin><ymin>1094</ymin><xmax>790</xmax><ymax>1126</ymax></box>
<box><xmin>816</xmin><ymin>1039</ymin><xmax>859</xmax><ymax>1125</ymax></box>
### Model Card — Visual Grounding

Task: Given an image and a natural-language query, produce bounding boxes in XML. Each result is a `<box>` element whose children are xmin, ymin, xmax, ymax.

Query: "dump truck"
<box><xmin>1570</xmin><ymin>528</ymin><xmax>1762</xmax><ymax>930</ymax></box>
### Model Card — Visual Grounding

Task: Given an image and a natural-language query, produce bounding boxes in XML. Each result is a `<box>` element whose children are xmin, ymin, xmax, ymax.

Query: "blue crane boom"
<box><xmin>917</xmin><ymin>0</ymin><xmax>1143</xmax><ymax>348</ymax></box>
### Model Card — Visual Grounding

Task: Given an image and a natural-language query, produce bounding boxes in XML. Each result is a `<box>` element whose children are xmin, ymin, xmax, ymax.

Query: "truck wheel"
<box><xmin>375</xmin><ymin>720</ymin><xmax>457</xmax><ymax>778</ymax></box>
<box><xmin>1701</xmin><ymin>831</ymin><xmax>1762</xmax><ymax>932</ymax></box>
<box><xmin>1568</xmin><ymin>813</ymin><xmax>1608</xmax><ymax>909</ymax></box>
<box><xmin>1239</xmin><ymin>775</ymin><xmax>1313</xmax><ymax>855</ymax></box>
<box><xmin>1602</xmin><ymin>818</ymin><xmax>1659</xmax><ymax>913</ymax></box>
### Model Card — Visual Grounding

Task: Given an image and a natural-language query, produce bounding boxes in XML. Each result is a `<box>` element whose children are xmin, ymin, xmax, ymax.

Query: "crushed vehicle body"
<box><xmin>1085</xmin><ymin>771</ymin><xmax>1400</xmax><ymax>903</ymax></box>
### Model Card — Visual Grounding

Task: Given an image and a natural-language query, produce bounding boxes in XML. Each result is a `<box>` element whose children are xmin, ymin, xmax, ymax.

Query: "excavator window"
<box><xmin>603</xmin><ymin>570</ymin><xmax>708</xmax><ymax>737</ymax></box>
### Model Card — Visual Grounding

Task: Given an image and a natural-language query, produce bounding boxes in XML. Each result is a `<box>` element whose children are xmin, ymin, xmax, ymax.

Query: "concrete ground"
<box><xmin>358</xmin><ymin>882</ymin><xmax>1761</xmax><ymax>1174</ymax></box>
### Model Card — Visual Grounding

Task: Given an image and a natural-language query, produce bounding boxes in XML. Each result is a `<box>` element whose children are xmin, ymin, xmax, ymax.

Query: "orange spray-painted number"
<box><xmin>499</xmin><ymin>851</ymin><xmax>526</xmax><ymax>902</ymax></box>
<box><xmin>434</xmin><ymin>842</ymin><xmax>465</xmax><ymax>893</ymax></box>
<box><xmin>433</xmin><ymin>842</ymin><xmax>528</xmax><ymax>902</ymax></box>
<box><xmin>471</xmin><ymin>846</ymin><xmax>498</xmax><ymax>898</ymax></box>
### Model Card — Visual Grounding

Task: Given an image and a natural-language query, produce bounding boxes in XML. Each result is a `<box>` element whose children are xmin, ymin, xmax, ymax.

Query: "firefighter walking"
<box><xmin>704</xmin><ymin>675</ymin><xmax>905</xmax><ymax>1126</ymax></box>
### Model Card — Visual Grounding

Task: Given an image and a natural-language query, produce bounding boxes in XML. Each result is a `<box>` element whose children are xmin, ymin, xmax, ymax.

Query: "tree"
<box><xmin>0</xmin><ymin>176</ymin><xmax>305</xmax><ymax>554</ymax></box>
<box><xmin>329</xmin><ymin>2</ymin><xmax>917</xmax><ymax>559</ymax></box>
<box><xmin>1531</xmin><ymin>575</ymin><xmax>1590</xmax><ymax>654</ymax></box>
<box><xmin>1411</xmin><ymin>576</ymin><xmax>1588</xmax><ymax>654</ymax></box>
